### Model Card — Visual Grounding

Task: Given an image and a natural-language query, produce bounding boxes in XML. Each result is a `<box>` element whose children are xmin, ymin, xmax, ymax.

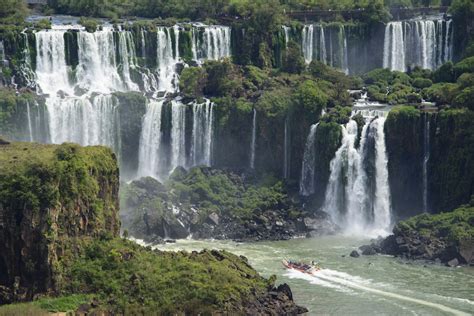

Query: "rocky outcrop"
<box><xmin>0</xmin><ymin>142</ymin><xmax>120</xmax><ymax>304</ymax></box>
<box><xmin>121</xmin><ymin>168</ymin><xmax>339</xmax><ymax>243</ymax></box>
<box><xmin>361</xmin><ymin>205</ymin><xmax>474</xmax><ymax>266</ymax></box>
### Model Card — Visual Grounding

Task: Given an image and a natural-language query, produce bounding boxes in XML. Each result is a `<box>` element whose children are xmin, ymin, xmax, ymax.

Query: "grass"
<box><xmin>0</xmin><ymin>295</ymin><xmax>91</xmax><ymax>316</ymax></box>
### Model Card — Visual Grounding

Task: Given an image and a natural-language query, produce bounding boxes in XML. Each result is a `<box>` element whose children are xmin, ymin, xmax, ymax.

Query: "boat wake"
<box><xmin>284</xmin><ymin>269</ymin><xmax>470</xmax><ymax>316</ymax></box>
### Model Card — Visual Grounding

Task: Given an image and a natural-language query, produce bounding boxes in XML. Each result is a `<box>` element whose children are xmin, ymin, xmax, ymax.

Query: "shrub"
<box><xmin>79</xmin><ymin>17</ymin><xmax>99</xmax><ymax>32</ymax></box>
<box><xmin>412</xmin><ymin>78</ymin><xmax>433</xmax><ymax>89</ymax></box>
<box><xmin>179</xmin><ymin>67</ymin><xmax>207</xmax><ymax>100</ymax></box>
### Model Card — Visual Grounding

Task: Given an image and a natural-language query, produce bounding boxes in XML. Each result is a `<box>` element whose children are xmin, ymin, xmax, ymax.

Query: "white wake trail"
<box><xmin>286</xmin><ymin>269</ymin><xmax>470</xmax><ymax>316</ymax></box>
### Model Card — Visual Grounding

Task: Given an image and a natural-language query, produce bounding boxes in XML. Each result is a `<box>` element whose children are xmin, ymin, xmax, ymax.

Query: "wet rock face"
<box><xmin>121</xmin><ymin>170</ymin><xmax>339</xmax><ymax>243</ymax></box>
<box><xmin>0</xmin><ymin>143</ymin><xmax>120</xmax><ymax>304</ymax></box>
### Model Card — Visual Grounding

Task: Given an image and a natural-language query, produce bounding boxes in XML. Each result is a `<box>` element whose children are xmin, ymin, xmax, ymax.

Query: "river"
<box><xmin>150</xmin><ymin>236</ymin><xmax>474</xmax><ymax>315</ymax></box>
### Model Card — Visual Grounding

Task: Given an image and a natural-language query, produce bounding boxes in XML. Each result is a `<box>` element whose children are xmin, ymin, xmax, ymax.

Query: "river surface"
<box><xmin>152</xmin><ymin>236</ymin><xmax>474</xmax><ymax>315</ymax></box>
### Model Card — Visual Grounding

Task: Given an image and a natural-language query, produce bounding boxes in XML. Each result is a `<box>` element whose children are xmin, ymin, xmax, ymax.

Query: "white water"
<box><xmin>0</xmin><ymin>40</ymin><xmax>5</xmax><ymax>63</ymax></box>
<box><xmin>26</xmin><ymin>101</ymin><xmax>34</xmax><ymax>142</ymax></box>
<box><xmin>383</xmin><ymin>19</ymin><xmax>453</xmax><ymax>71</ymax></box>
<box><xmin>250</xmin><ymin>108</ymin><xmax>257</xmax><ymax>169</ymax></box>
<box><xmin>137</xmin><ymin>100</ymin><xmax>164</xmax><ymax>179</ymax></box>
<box><xmin>323</xmin><ymin>114</ymin><xmax>392</xmax><ymax>236</ymax></box>
<box><xmin>300</xmin><ymin>123</ymin><xmax>319</xmax><ymax>196</ymax></box>
<box><xmin>191</xmin><ymin>99</ymin><xmax>214</xmax><ymax>167</ymax></box>
<box><xmin>302</xmin><ymin>24</ymin><xmax>348</xmax><ymax>73</ymax></box>
<box><xmin>423</xmin><ymin>114</ymin><xmax>431</xmax><ymax>213</ymax></box>
<box><xmin>170</xmin><ymin>100</ymin><xmax>187</xmax><ymax>171</ymax></box>
<box><xmin>283</xmin><ymin>117</ymin><xmax>291</xmax><ymax>179</ymax></box>
<box><xmin>372</xmin><ymin>117</ymin><xmax>391</xmax><ymax>234</ymax></box>
<box><xmin>286</xmin><ymin>269</ymin><xmax>470</xmax><ymax>316</ymax></box>
<box><xmin>192</xmin><ymin>25</ymin><xmax>231</xmax><ymax>62</ymax></box>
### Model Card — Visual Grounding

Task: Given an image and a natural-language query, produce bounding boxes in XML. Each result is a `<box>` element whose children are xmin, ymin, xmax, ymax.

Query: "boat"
<box><xmin>282</xmin><ymin>259</ymin><xmax>321</xmax><ymax>275</ymax></box>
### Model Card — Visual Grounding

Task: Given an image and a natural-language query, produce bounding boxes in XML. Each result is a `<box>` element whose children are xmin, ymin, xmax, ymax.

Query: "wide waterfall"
<box><xmin>301</xmin><ymin>24</ymin><xmax>347</xmax><ymax>73</ymax></box>
<box><xmin>322</xmin><ymin>113</ymin><xmax>391</xmax><ymax>236</ymax></box>
<box><xmin>300</xmin><ymin>123</ymin><xmax>319</xmax><ymax>196</ymax></box>
<box><xmin>28</xmin><ymin>23</ymin><xmax>230</xmax><ymax>179</ymax></box>
<box><xmin>192</xmin><ymin>25</ymin><xmax>231</xmax><ymax>62</ymax></box>
<box><xmin>383</xmin><ymin>19</ymin><xmax>453</xmax><ymax>71</ymax></box>
<box><xmin>137</xmin><ymin>99</ymin><xmax>215</xmax><ymax>180</ymax></box>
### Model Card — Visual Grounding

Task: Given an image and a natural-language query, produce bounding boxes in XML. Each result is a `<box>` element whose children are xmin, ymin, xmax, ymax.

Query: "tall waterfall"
<box><xmin>192</xmin><ymin>25</ymin><xmax>231</xmax><ymax>62</ymax></box>
<box><xmin>301</xmin><ymin>24</ymin><xmax>347</xmax><ymax>73</ymax></box>
<box><xmin>283</xmin><ymin>117</ymin><xmax>291</xmax><ymax>179</ymax></box>
<box><xmin>282</xmin><ymin>26</ymin><xmax>290</xmax><ymax>49</ymax></box>
<box><xmin>423</xmin><ymin>114</ymin><xmax>431</xmax><ymax>213</ymax></box>
<box><xmin>0</xmin><ymin>40</ymin><xmax>4</xmax><ymax>64</ymax></box>
<box><xmin>300</xmin><ymin>123</ymin><xmax>319</xmax><ymax>196</ymax></box>
<box><xmin>383</xmin><ymin>19</ymin><xmax>453</xmax><ymax>71</ymax></box>
<box><xmin>138</xmin><ymin>100</ymin><xmax>164</xmax><ymax>179</ymax></box>
<box><xmin>191</xmin><ymin>99</ymin><xmax>214</xmax><ymax>167</ymax></box>
<box><xmin>250</xmin><ymin>108</ymin><xmax>257</xmax><ymax>169</ymax></box>
<box><xmin>322</xmin><ymin>115</ymin><xmax>391</xmax><ymax>236</ymax></box>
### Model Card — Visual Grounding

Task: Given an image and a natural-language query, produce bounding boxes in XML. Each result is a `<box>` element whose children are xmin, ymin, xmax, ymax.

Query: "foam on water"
<box><xmin>286</xmin><ymin>268</ymin><xmax>470</xmax><ymax>316</ymax></box>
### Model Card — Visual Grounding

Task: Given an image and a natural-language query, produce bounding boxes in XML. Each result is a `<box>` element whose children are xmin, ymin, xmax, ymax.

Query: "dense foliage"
<box><xmin>396</xmin><ymin>205</ymin><xmax>474</xmax><ymax>243</ymax></box>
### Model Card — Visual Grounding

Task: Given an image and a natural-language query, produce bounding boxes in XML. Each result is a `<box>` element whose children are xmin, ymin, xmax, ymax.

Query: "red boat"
<box><xmin>282</xmin><ymin>259</ymin><xmax>320</xmax><ymax>275</ymax></box>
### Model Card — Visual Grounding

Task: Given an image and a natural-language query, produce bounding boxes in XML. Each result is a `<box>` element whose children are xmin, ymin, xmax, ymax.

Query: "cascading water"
<box><xmin>192</xmin><ymin>25</ymin><xmax>231</xmax><ymax>62</ymax></box>
<box><xmin>170</xmin><ymin>100</ymin><xmax>187</xmax><ymax>171</ymax></box>
<box><xmin>138</xmin><ymin>100</ymin><xmax>164</xmax><ymax>179</ymax></box>
<box><xmin>191</xmin><ymin>99</ymin><xmax>214</xmax><ymax>167</ymax></box>
<box><xmin>383</xmin><ymin>18</ymin><xmax>453</xmax><ymax>71</ymax></box>
<box><xmin>250</xmin><ymin>108</ymin><xmax>257</xmax><ymax>169</ymax></box>
<box><xmin>283</xmin><ymin>117</ymin><xmax>291</xmax><ymax>179</ymax></box>
<box><xmin>322</xmin><ymin>113</ymin><xmax>392</xmax><ymax>236</ymax></box>
<box><xmin>423</xmin><ymin>114</ymin><xmax>431</xmax><ymax>213</ymax></box>
<box><xmin>282</xmin><ymin>26</ymin><xmax>290</xmax><ymax>49</ymax></box>
<box><xmin>301</xmin><ymin>24</ymin><xmax>348</xmax><ymax>72</ymax></box>
<box><xmin>0</xmin><ymin>40</ymin><xmax>5</xmax><ymax>64</ymax></box>
<box><xmin>300</xmin><ymin>123</ymin><xmax>319</xmax><ymax>196</ymax></box>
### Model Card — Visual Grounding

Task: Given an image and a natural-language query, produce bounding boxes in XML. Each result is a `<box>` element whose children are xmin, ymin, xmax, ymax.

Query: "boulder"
<box><xmin>350</xmin><ymin>250</ymin><xmax>360</xmax><ymax>258</ymax></box>
<box><xmin>446</xmin><ymin>258</ymin><xmax>459</xmax><ymax>267</ymax></box>
<box><xmin>459</xmin><ymin>240</ymin><xmax>474</xmax><ymax>264</ymax></box>
<box><xmin>207</xmin><ymin>212</ymin><xmax>220</xmax><ymax>226</ymax></box>
<box><xmin>359</xmin><ymin>245</ymin><xmax>377</xmax><ymax>256</ymax></box>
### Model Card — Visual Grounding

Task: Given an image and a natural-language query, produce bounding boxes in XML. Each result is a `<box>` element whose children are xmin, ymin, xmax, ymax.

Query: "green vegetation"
<box><xmin>0</xmin><ymin>294</ymin><xmax>92</xmax><ymax>314</ymax></box>
<box><xmin>396</xmin><ymin>205</ymin><xmax>474</xmax><ymax>243</ymax></box>
<box><xmin>78</xmin><ymin>17</ymin><xmax>99</xmax><ymax>32</ymax></box>
<box><xmin>56</xmin><ymin>237</ymin><xmax>273</xmax><ymax>314</ymax></box>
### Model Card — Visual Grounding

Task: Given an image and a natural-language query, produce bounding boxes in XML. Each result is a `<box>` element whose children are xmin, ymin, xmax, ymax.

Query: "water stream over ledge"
<box><xmin>148</xmin><ymin>236</ymin><xmax>474</xmax><ymax>315</ymax></box>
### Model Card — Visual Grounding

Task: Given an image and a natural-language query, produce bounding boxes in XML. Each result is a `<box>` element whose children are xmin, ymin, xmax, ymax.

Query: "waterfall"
<box><xmin>283</xmin><ymin>117</ymin><xmax>291</xmax><ymax>179</ymax></box>
<box><xmin>383</xmin><ymin>22</ymin><xmax>406</xmax><ymax>72</ymax></box>
<box><xmin>0</xmin><ymin>40</ymin><xmax>4</xmax><ymax>64</ymax></box>
<box><xmin>192</xmin><ymin>25</ymin><xmax>231</xmax><ymax>62</ymax></box>
<box><xmin>250</xmin><ymin>108</ymin><xmax>257</xmax><ymax>169</ymax></box>
<box><xmin>423</xmin><ymin>114</ymin><xmax>430</xmax><ymax>213</ymax></box>
<box><xmin>157</xmin><ymin>27</ymin><xmax>180</xmax><ymax>92</ymax></box>
<box><xmin>191</xmin><ymin>99</ymin><xmax>214</xmax><ymax>166</ymax></box>
<box><xmin>300</xmin><ymin>123</ymin><xmax>319</xmax><ymax>196</ymax></box>
<box><xmin>383</xmin><ymin>18</ymin><xmax>453</xmax><ymax>71</ymax></box>
<box><xmin>26</xmin><ymin>101</ymin><xmax>34</xmax><ymax>142</ymax></box>
<box><xmin>302</xmin><ymin>24</ymin><xmax>348</xmax><ymax>72</ymax></box>
<box><xmin>302</xmin><ymin>25</ymin><xmax>314</xmax><ymax>64</ymax></box>
<box><xmin>138</xmin><ymin>100</ymin><xmax>164</xmax><ymax>179</ymax></box>
<box><xmin>35</xmin><ymin>30</ymin><xmax>72</xmax><ymax>96</ymax></box>
<box><xmin>322</xmin><ymin>116</ymin><xmax>392</xmax><ymax>236</ymax></box>
<box><xmin>170</xmin><ymin>100</ymin><xmax>187</xmax><ymax>171</ymax></box>
<box><xmin>46</xmin><ymin>94</ymin><xmax>120</xmax><ymax>149</ymax></box>
<box><xmin>282</xmin><ymin>26</ymin><xmax>290</xmax><ymax>49</ymax></box>
<box><xmin>372</xmin><ymin>117</ymin><xmax>391</xmax><ymax>233</ymax></box>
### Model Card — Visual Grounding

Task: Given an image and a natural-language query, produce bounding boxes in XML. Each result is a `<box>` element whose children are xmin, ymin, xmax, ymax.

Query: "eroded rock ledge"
<box><xmin>359</xmin><ymin>205</ymin><xmax>474</xmax><ymax>266</ymax></box>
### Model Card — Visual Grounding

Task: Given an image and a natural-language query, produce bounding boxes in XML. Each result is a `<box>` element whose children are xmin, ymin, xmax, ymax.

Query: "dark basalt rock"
<box><xmin>350</xmin><ymin>250</ymin><xmax>360</xmax><ymax>258</ymax></box>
